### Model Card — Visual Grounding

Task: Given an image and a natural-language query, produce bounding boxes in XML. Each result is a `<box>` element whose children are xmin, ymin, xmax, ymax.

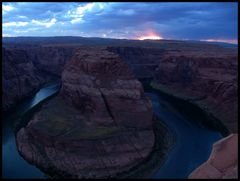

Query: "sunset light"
<box><xmin>137</xmin><ymin>30</ymin><xmax>163</xmax><ymax>40</ymax></box>
<box><xmin>138</xmin><ymin>35</ymin><xmax>163</xmax><ymax>40</ymax></box>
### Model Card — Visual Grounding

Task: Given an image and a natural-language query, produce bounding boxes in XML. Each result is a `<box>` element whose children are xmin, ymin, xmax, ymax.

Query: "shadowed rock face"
<box><xmin>189</xmin><ymin>134</ymin><xmax>238</xmax><ymax>179</ymax></box>
<box><xmin>4</xmin><ymin>42</ymin><xmax>238</xmax><ymax>134</ymax></box>
<box><xmin>2</xmin><ymin>46</ymin><xmax>77</xmax><ymax>111</ymax></box>
<box><xmin>2</xmin><ymin>48</ymin><xmax>44</xmax><ymax>110</ymax></box>
<box><xmin>152</xmin><ymin>54</ymin><xmax>238</xmax><ymax>133</ymax></box>
<box><xmin>27</xmin><ymin>46</ymin><xmax>77</xmax><ymax>76</ymax></box>
<box><xmin>16</xmin><ymin>47</ymin><xmax>155</xmax><ymax>178</ymax></box>
<box><xmin>108</xmin><ymin>46</ymin><xmax>238</xmax><ymax>133</ymax></box>
<box><xmin>107</xmin><ymin>47</ymin><xmax>166</xmax><ymax>78</ymax></box>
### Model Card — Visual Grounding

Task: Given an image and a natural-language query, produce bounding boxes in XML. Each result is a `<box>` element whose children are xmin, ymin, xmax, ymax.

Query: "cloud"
<box><xmin>2</xmin><ymin>2</ymin><xmax>238</xmax><ymax>42</ymax></box>
<box><xmin>70</xmin><ymin>17</ymin><xmax>83</xmax><ymax>24</ymax></box>
<box><xmin>31</xmin><ymin>18</ymin><xmax>57</xmax><ymax>28</ymax></box>
<box><xmin>117</xmin><ymin>9</ymin><xmax>135</xmax><ymax>16</ymax></box>
<box><xmin>3</xmin><ymin>21</ymin><xmax>28</xmax><ymax>27</ymax></box>
<box><xmin>2</xmin><ymin>4</ymin><xmax>14</xmax><ymax>12</ymax></box>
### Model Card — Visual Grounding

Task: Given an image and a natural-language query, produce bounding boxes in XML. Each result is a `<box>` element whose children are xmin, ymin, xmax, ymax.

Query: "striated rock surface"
<box><xmin>2</xmin><ymin>46</ymin><xmax>77</xmax><ymax>111</ymax></box>
<box><xmin>107</xmin><ymin>47</ymin><xmax>165</xmax><ymax>79</ymax></box>
<box><xmin>16</xmin><ymin>47</ymin><xmax>155</xmax><ymax>178</ymax></box>
<box><xmin>151</xmin><ymin>51</ymin><xmax>238</xmax><ymax>133</ymax></box>
<box><xmin>108</xmin><ymin>45</ymin><xmax>238</xmax><ymax>133</ymax></box>
<box><xmin>2</xmin><ymin>48</ymin><xmax>44</xmax><ymax>111</ymax></box>
<box><xmin>28</xmin><ymin>46</ymin><xmax>77</xmax><ymax>76</ymax></box>
<box><xmin>189</xmin><ymin>134</ymin><xmax>238</xmax><ymax>179</ymax></box>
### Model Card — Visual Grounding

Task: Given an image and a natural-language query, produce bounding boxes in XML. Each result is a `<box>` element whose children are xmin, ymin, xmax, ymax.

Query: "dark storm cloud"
<box><xmin>2</xmin><ymin>2</ymin><xmax>238</xmax><ymax>43</ymax></box>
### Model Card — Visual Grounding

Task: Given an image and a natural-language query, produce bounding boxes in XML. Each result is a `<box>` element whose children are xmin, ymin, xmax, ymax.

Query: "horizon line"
<box><xmin>2</xmin><ymin>35</ymin><xmax>238</xmax><ymax>45</ymax></box>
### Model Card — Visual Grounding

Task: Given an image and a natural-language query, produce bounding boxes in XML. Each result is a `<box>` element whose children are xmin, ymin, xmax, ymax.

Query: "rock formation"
<box><xmin>16</xmin><ymin>47</ymin><xmax>155</xmax><ymax>178</ymax></box>
<box><xmin>189</xmin><ymin>134</ymin><xmax>238</xmax><ymax>179</ymax></box>
<box><xmin>151</xmin><ymin>51</ymin><xmax>238</xmax><ymax>133</ymax></box>
<box><xmin>2</xmin><ymin>46</ymin><xmax>77</xmax><ymax>111</ymax></box>
<box><xmin>2</xmin><ymin>48</ymin><xmax>44</xmax><ymax>110</ymax></box>
<box><xmin>107</xmin><ymin>47</ymin><xmax>166</xmax><ymax>79</ymax></box>
<box><xmin>4</xmin><ymin>39</ymin><xmax>237</xmax><ymax>134</ymax></box>
<box><xmin>107</xmin><ymin>45</ymin><xmax>238</xmax><ymax>133</ymax></box>
<box><xmin>28</xmin><ymin>46</ymin><xmax>77</xmax><ymax>76</ymax></box>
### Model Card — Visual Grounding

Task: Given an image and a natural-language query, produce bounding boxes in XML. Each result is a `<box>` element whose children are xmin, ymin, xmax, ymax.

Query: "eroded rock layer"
<box><xmin>152</xmin><ymin>52</ymin><xmax>238</xmax><ymax>133</ymax></box>
<box><xmin>189</xmin><ymin>134</ymin><xmax>238</xmax><ymax>179</ymax></box>
<box><xmin>2</xmin><ymin>46</ymin><xmax>77</xmax><ymax>111</ymax></box>
<box><xmin>16</xmin><ymin>47</ymin><xmax>155</xmax><ymax>178</ymax></box>
<box><xmin>107</xmin><ymin>46</ymin><xmax>238</xmax><ymax>134</ymax></box>
<box><xmin>2</xmin><ymin>48</ymin><xmax>44</xmax><ymax>110</ymax></box>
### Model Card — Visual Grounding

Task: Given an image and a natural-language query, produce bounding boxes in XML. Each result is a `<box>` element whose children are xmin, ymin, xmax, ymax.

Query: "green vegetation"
<box><xmin>17</xmin><ymin>95</ymin><xmax>124</xmax><ymax>139</ymax></box>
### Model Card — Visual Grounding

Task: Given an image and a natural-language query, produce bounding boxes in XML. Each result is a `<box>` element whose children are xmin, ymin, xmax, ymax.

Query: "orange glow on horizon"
<box><xmin>138</xmin><ymin>35</ymin><xmax>163</xmax><ymax>40</ymax></box>
<box><xmin>137</xmin><ymin>30</ymin><xmax>163</xmax><ymax>40</ymax></box>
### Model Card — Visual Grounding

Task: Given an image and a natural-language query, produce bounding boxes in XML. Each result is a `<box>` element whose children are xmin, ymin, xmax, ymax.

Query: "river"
<box><xmin>146</xmin><ymin>92</ymin><xmax>222</xmax><ymax>178</ymax></box>
<box><xmin>2</xmin><ymin>83</ymin><xmax>61</xmax><ymax>179</ymax></box>
<box><xmin>2</xmin><ymin>83</ymin><xmax>222</xmax><ymax>179</ymax></box>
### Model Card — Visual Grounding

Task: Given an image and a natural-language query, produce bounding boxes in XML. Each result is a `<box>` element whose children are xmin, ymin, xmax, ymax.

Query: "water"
<box><xmin>2</xmin><ymin>83</ymin><xmax>222</xmax><ymax>179</ymax></box>
<box><xmin>2</xmin><ymin>82</ymin><xmax>60</xmax><ymax>179</ymax></box>
<box><xmin>146</xmin><ymin>92</ymin><xmax>222</xmax><ymax>178</ymax></box>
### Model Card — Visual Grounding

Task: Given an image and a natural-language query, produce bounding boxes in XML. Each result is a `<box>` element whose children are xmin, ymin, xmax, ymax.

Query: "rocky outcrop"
<box><xmin>107</xmin><ymin>45</ymin><xmax>238</xmax><ymax>133</ymax></box>
<box><xmin>16</xmin><ymin>47</ymin><xmax>155</xmax><ymax>178</ymax></box>
<box><xmin>152</xmin><ymin>52</ymin><xmax>238</xmax><ymax>133</ymax></box>
<box><xmin>189</xmin><ymin>134</ymin><xmax>238</xmax><ymax>179</ymax></box>
<box><xmin>107</xmin><ymin>47</ymin><xmax>165</xmax><ymax>79</ymax></box>
<box><xmin>2</xmin><ymin>48</ymin><xmax>44</xmax><ymax>111</ymax></box>
<box><xmin>2</xmin><ymin>46</ymin><xmax>77</xmax><ymax>111</ymax></box>
<box><xmin>28</xmin><ymin>46</ymin><xmax>77</xmax><ymax>76</ymax></box>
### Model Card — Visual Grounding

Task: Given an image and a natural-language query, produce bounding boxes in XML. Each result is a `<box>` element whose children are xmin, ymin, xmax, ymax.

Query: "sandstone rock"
<box><xmin>16</xmin><ymin>47</ymin><xmax>155</xmax><ymax>178</ymax></box>
<box><xmin>152</xmin><ymin>54</ymin><xmax>238</xmax><ymax>133</ymax></box>
<box><xmin>2</xmin><ymin>46</ymin><xmax>77</xmax><ymax>111</ymax></box>
<box><xmin>2</xmin><ymin>48</ymin><xmax>44</xmax><ymax>110</ymax></box>
<box><xmin>189</xmin><ymin>134</ymin><xmax>238</xmax><ymax>179</ymax></box>
<box><xmin>107</xmin><ymin>47</ymin><xmax>166</xmax><ymax>78</ymax></box>
<box><xmin>28</xmin><ymin>46</ymin><xmax>77</xmax><ymax>76</ymax></box>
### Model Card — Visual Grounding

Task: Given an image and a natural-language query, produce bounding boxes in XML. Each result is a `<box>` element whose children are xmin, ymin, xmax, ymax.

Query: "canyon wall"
<box><xmin>16</xmin><ymin>47</ymin><xmax>155</xmax><ymax>178</ymax></box>
<box><xmin>2</xmin><ymin>46</ymin><xmax>77</xmax><ymax>111</ymax></box>
<box><xmin>2</xmin><ymin>48</ymin><xmax>44</xmax><ymax>110</ymax></box>
<box><xmin>108</xmin><ymin>46</ymin><xmax>238</xmax><ymax>133</ymax></box>
<box><xmin>151</xmin><ymin>52</ymin><xmax>238</xmax><ymax>133</ymax></box>
<box><xmin>3</xmin><ymin>43</ymin><xmax>237</xmax><ymax>134</ymax></box>
<box><xmin>107</xmin><ymin>47</ymin><xmax>165</xmax><ymax>78</ymax></box>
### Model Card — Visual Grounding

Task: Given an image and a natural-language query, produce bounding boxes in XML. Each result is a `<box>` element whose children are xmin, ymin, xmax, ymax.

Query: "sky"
<box><xmin>2</xmin><ymin>2</ymin><xmax>238</xmax><ymax>44</ymax></box>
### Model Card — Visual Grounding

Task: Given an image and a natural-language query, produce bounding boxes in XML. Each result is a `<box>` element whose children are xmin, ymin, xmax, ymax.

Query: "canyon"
<box><xmin>2</xmin><ymin>46</ymin><xmax>77</xmax><ymax>111</ymax></box>
<box><xmin>16</xmin><ymin>47</ymin><xmax>155</xmax><ymax>178</ymax></box>
<box><xmin>2</xmin><ymin>37</ymin><xmax>238</xmax><ymax>179</ymax></box>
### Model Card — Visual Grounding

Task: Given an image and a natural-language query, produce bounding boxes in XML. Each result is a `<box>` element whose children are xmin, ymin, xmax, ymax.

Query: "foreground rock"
<box><xmin>16</xmin><ymin>47</ymin><xmax>155</xmax><ymax>178</ymax></box>
<box><xmin>189</xmin><ymin>134</ymin><xmax>238</xmax><ymax>179</ymax></box>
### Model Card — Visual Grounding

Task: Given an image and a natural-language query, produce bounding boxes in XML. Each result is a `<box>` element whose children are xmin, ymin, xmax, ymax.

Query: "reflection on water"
<box><xmin>2</xmin><ymin>82</ymin><xmax>60</xmax><ymax>179</ymax></box>
<box><xmin>29</xmin><ymin>83</ymin><xmax>60</xmax><ymax>107</ymax></box>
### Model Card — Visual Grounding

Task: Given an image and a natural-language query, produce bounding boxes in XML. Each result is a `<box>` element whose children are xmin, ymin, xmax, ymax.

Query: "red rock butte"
<box><xmin>16</xmin><ymin>47</ymin><xmax>155</xmax><ymax>178</ymax></box>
